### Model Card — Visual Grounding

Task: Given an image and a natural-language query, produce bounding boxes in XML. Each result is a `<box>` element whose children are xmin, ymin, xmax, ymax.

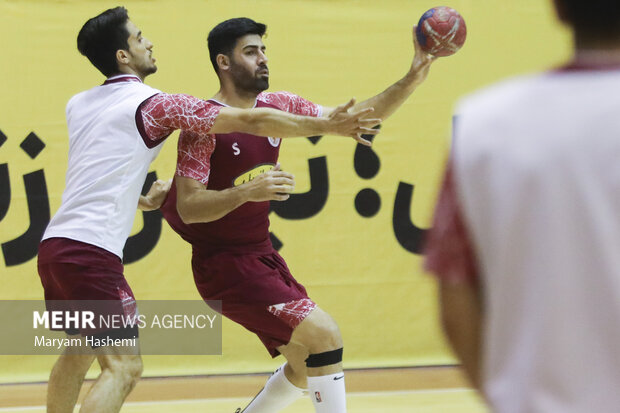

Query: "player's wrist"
<box><xmin>316</xmin><ymin>117</ymin><xmax>335</xmax><ymax>135</ymax></box>
<box><xmin>235</xmin><ymin>182</ymin><xmax>256</xmax><ymax>203</ymax></box>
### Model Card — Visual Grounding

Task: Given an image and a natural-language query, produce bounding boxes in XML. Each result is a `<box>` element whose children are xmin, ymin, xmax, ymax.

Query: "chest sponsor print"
<box><xmin>233</xmin><ymin>163</ymin><xmax>276</xmax><ymax>187</ymax></box>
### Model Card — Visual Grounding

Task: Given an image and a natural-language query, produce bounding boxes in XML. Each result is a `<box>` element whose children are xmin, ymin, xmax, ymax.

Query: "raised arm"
<box><xmin>322</xmin><ymin>26</ymin><xmax>435</xmax><ymax>122</ymax></box>
<box><xmin>176</xmin><ymin>165</ymin><xmax>295</xmax><ymax>224</ymax></box>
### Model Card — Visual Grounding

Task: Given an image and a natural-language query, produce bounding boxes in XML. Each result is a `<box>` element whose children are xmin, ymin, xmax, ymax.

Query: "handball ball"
<box><xmin>416</xmin><ymin>6</ymin><xmax>467</xmax><ymax>57</ymax></box>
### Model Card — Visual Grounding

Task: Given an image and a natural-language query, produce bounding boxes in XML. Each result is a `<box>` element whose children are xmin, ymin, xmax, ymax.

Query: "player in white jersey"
<box><xmin>425</xmin><ymin>0</ymin><xmax>620</xmax><ymax>412</ymax></box>
<box><xmin>37</xmin><ymin>7</ymin><xmax>379</xmax><ymax>413</ymax></box>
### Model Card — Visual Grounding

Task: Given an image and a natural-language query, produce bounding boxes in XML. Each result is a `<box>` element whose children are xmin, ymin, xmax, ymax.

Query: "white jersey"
<box><xmin>453</xmin><ymin>68</ymin><xmax>620</xmax><ymax>413</ymax></box>
<box><xmin>43</xmin><ymin>76</ymin><xmax>162</xmax><ymax>259</ymax></box>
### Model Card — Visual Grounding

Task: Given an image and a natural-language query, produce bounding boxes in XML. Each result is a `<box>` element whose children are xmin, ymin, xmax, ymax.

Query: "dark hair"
<box><xmin>559</xmin><ymin>0</ymin><xmax>620</xmax><ymax>37</ymax></box>
<box><xmin>207</xmin><ymin>17</ymin><xmax>267</xmax><ymax>74</ymax></box>
<box><xmin>77</xmin><ymin>7</ymin><xmax>131</xmax><ymax>77</ymax></box>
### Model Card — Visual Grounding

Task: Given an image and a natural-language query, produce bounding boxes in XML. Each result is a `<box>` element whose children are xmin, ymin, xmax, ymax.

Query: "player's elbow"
<box><xmin>239</xmin><ymin>111</ymin><xmax>271</xmax><ymax>136</ymax></box>
<box><xmin>213</xmin><ymin>108</ymin><xmax>264</xmax><ymax>135</ymax></box>
<box><xmin>176</xmin><ymin>202</ymin><xmax>200</xmax><ymax>225</ymax></box>
<box><xmin>177</xmin><ymin>201</ymin><xmax>220</xmax><ymax>224</ymax></box>
<box><xmin>234</xmin><ymin>109</ymin><xmax>282</xmax><ymax>136</ymax></box>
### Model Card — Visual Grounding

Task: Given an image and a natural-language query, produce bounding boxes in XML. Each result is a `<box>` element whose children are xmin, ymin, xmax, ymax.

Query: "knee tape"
<box><xmin>305</xmin><ymin>348</ymin><xmax>343</xmax><ymax>368</ymax></box>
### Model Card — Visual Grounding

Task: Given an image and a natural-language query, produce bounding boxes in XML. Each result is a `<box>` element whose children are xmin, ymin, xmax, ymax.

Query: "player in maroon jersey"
<box><xmin>159</xmin><ymin>18</ymin><xmax>434</xmax><ymax>413</ymax></box>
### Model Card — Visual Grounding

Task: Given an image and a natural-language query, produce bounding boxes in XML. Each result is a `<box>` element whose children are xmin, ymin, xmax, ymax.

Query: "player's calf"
<box><xmin>289</xmin><ymin>307</ymin><xmax>347</xmax><ymax>413</ymax></box>
<box><xmin>80</xmin><ymin>350</ymin><xmax>143</xmax><ymax>412</ymax></box>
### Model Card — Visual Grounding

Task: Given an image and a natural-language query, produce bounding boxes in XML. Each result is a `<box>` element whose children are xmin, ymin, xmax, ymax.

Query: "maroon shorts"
<box><xmin>37</xmin><ymin>238</ymin><xmax>138</xmax><ymax>338</ymax></box>
<box><xmin>192</xmin><ymin>249</ymin><xmax>316</xmax><ymax>357</ymax></box>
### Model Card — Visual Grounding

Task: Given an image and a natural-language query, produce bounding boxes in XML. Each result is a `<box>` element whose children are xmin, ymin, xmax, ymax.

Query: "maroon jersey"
<box><xmin>160</xmin><ymin>92</ymin><xmax>322</xmax><ymax>256</ymax></box>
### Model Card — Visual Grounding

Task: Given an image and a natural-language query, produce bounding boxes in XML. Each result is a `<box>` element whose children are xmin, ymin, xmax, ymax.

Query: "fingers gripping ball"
<box><xmin>416</xmin><ymin>6</ymin><xmax>467</xmax><ymax>57</ymax></box>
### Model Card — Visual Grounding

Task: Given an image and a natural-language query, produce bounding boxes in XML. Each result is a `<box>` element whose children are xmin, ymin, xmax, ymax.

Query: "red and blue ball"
<box><xmin>416</xmin><ymin>6</ymin><xmax>467</xmax><ymax>57</ymax></box>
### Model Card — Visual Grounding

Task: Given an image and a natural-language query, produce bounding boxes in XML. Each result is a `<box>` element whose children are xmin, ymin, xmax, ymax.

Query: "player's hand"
<box><xmin>410</xmin><ymin>25</ymin><xmax>436</xmax><ymax>84</ymax></box>
<box><xmin>246</xmin><ymin>164</ymin><xmax>295</xmax><ymax>202</ymax></box>
<box><xmin>327</xmin><ymin>98</ymin><xmax>381</xmax><ymax>146</ymax></box>
<box><xmin>140</xmin><ymin>179</ymin><xmax>172</xmax><ymax>211</ymax></box>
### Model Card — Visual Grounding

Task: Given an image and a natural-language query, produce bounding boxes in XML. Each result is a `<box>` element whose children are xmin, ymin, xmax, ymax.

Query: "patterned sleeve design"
<box><xmin>424</xmin><ymin>161</ymin><xmax>479</xmax><ymax>285</ymax></box>
<box><xmin>175</xmin><ymin>130</ymin><xmax>216</xmax><ymax>185</ymax></box>
<box><xmin>259</xmin><ymin>91</ymin><xmax>322</xmax><ymax>117</ymax></box>
<box><xmin>139</xmin><ymin>93</ymin><xmax>222</xmax><ymax>142</ymax></box>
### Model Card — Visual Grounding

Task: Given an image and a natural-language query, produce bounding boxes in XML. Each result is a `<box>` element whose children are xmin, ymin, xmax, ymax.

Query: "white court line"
<box><xmin>0</xmin><ymin>388</ymin><xmax>475</xmax><ymax>411</ymax></box>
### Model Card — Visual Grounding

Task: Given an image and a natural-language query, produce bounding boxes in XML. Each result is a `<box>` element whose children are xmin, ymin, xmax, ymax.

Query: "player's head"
<box><xmin>553</xmin><ymin>0</ymin><xmax>620</xmax><ymax>41</ymax></box>
<box><xmin>77</xmin><ymin>7</ymin><xmax>157</xmax><ymax>79</ymax></box>
<box><xmin>208</xmin><ymin>18</ymin><xmax>269</xmax><ymax>94</ymax></box>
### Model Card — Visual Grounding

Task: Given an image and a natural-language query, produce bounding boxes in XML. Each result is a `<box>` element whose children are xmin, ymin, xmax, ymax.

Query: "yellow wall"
<box><xmin>0</xmin><ymin>0</ymin><xmax>570</xmax><ymax>383</ymax></box>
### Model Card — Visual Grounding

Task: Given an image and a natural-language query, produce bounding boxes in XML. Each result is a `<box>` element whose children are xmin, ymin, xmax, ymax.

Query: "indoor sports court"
<box><xmin>0</xmin><ymin>0</ymin><xmax>573</xmax><ymax>412</ymax></box>
<box><xmin>1</xmin><ymin>367</ymin><xmax>486</xmax><ymax>412</ymax></box>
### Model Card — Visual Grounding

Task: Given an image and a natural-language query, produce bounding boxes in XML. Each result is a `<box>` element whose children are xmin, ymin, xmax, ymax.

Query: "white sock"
<box><xmin>307</xmin><ymin>373</ymin><xmax>347</xmax><ymax>413</ymax></box>
<box><xmin>241</xmin><ymin>364</ymin><xmax>306</xmax><ymax>413</ymax></box>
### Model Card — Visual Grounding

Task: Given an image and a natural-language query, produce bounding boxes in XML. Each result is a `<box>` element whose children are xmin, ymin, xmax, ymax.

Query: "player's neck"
<box><xmin>212</xmin><ymin>87</ymin><xmax>258</xmax><ymax>109</ymax></box>
<box><xmin>572</xmin><ymin>48</ymin><xmax>620</xmax><ymax>67</ymax></box>
<box><xmin>118</xmin><ymin>66</ymin><xmax>147</xmax><ymax>82</ymax></box>
<box><xmin>574</xmin><ymin>34</ymin><xmax>620</xmax><ymax>63</ymax></box>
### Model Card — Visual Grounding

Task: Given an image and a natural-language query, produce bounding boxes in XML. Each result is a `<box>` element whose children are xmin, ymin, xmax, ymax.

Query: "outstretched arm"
<box><xmin>139</xmin><ymin>94</ymin><xmax>379</xmax><ymax>147</ymax></box>
<box><xmin>210</xmin><ymin>99</ymin><xmax>380</xmax><ymax>145</ymax></box>
<box><xmin>322</xmin><ymin>26</ymin><xmax>435</xmax><ymax>122</ymax></box>
<box><xmin>176</xmin><ymin>164</ymin><xmax>295</xmax><ymax>224</ymax></box>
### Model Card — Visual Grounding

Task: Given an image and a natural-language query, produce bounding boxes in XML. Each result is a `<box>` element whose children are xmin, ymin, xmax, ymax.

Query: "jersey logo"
<box><xmin>268</xmin><ymin>137</ymin><xmax>281</xmax><ymax>147</ymax></box>
<box><xmin>232</xmin><ymin>142</ymin><xmax>241</xmax><ymax>156</ymax></box>
<box><xmin>233</xmin><ymin>163</ymin><xmax>276</xmax><ymax>187</ymax></box>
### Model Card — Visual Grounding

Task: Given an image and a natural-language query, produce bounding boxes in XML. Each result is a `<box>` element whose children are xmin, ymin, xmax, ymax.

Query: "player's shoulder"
<box><xmin>456</xmin><ymin>73</ymin><xmax>546</xmax><ymax>118</ymax></box>
<box><xmin>258</xmin><ymin>91</ymin><xmax>298</xmax><ymax>99</ymax></box>
<box><xmin>66</xmin><ymin>88</ymin><xmax>93</xmax><ymax>113</ymax></box>
<box><xmin>258</xmin><ymin>91</ymin><xmax>299</xmax><ymax>105</ymax></box>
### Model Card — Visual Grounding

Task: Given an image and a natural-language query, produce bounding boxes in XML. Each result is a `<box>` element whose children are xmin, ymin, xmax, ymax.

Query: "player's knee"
<box><xmin>123</xmin><ymin>356</ymin><xmax>143</xmax><ymax>390</ymax></box>
<box><xmin>105</xmin><ymin>355</ymin><xmax>143</xmax><ymax>390</ymax></box>
<box><xmin>306</xmin><ymin>318</ymin><xmax>343</xmax><ymax>353</ymax></box>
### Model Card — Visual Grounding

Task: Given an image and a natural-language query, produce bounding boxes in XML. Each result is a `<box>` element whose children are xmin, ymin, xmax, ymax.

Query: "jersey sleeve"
<box><xmin>424</xmin><ymin>160</ymin><xmax>479</xmax><ymax>285</ymax></box>
<box><xmin>258</xmin><ymin>91</ymin><xmax>323</xmax><ymax>117</ymax></box>
<box><xmin>174</xmin><ymin>130</ymin><xmax>216</xmax><ymax>185</ymax></box>
<box><xmin>137</xmin><ymin>93</ymin><xmax>222</xmax><ymax>147</ymax></box>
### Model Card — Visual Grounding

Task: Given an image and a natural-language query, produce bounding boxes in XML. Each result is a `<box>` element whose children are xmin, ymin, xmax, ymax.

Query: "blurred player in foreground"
<box><xmin>38</xmin><ymin>7</ymin><xmax>377</xmax><ymax>413</ymax></box>
<box><xmin>425</xmin><ymin>0</ymin><xmax>620</xmax><ymax>411</ymax></box>
<box><xmin>159</xmin><ymin>17</ymin><xmax>434</xmax><ymax>413</ymax></box>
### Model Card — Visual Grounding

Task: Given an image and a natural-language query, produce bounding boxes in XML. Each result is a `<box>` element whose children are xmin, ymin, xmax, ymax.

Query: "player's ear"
<box><xmin>116</xmin><ymin>49</ymin><xmax>130</xmax><ymax>65</ymax></box>
<box><xmin>216</xmin><ymin>54</ymin><xmax>231</xmax><ymax>72</ymax></box>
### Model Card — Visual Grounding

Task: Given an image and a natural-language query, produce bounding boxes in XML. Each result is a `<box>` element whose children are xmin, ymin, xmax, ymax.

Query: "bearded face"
<box><xmin>223</xmin><ymin>34</ymin><xmax>270</xmax><ymax>95</ymax></box>
<box><xmin>229</xmin><ymin>54</ymin><xmax>269</xmax><ymax>94</ymax></box>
